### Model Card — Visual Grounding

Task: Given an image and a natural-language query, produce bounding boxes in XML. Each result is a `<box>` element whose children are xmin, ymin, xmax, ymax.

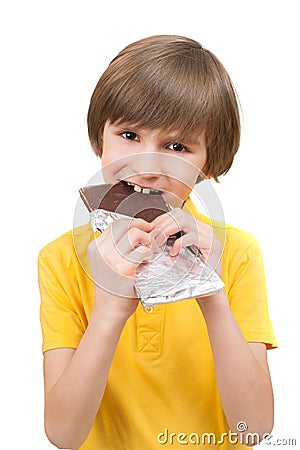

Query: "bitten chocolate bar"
<box><xmin>79</xmin><ymin>180</ymin><xmax>225</xmax><ymax>307</ymax></box>
<box><xmin>79</xmin><ymin>180</ymin><xmax>169</xmax><ymax>222</ymax></box>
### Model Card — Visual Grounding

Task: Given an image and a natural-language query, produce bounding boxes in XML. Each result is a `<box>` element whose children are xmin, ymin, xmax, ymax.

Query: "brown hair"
<box><xmin>87</xmin><ymin>35</ymin><xmax>241</xmax><ymax>181</ymax></box>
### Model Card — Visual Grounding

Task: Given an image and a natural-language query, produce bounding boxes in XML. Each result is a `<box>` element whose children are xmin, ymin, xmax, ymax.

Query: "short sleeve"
<box><xmin>38</xmin><ymin>251</ymin><xmax>85</xmax><ymax>353</ymax></box>
<box><xmin>227</xmin><ymin>239</ymin><xmax>277</xmax><ymax>349</ymax></box>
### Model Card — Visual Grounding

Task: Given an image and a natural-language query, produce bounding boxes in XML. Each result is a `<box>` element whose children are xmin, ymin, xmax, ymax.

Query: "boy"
<box><xmin>38</xmin><ymin>35</ymin><xmax>277</xmax><ymax>449</ymax></box>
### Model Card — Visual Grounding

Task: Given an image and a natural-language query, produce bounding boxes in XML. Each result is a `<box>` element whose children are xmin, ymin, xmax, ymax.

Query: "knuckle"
<box><xmin>127</xmin><ymin>227</ymin><xmax>138</xmax><ymax>241</ymax></box>
<box><xmin>128</xmin><ymin>227</ymin><xmax>148</xmax><ymax>242</ymax></box>
<box><xmin>129</xmin><ymin>217</ymin><xmax>146</xmax><ymax>227</ymax></box>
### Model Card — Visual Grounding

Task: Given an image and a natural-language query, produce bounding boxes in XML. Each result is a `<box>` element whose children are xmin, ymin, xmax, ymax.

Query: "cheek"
<box><xmin>101</xmin><ymin>144</ymin><xmax>121</xmax><ymax>182</ymax></box>
<box><xmin>101</xmin><ymin>133</ymin><xmax>125</xmax><ymax>169</ymax></box>
<box><xmin>163</xmin><ymin>179</ymin><xmax>192</xmax><ymax>206</ymax></box>
<box><xmin>101</xmin><ymin>149</ymin><xmax>139</xmax><ymax>184</ymax></box>
<box><xmin>101</xmin><ymin>150</ymin><xmax>114</xmax><ymax>167</ymax></box>
<box><xmin>160</xmin><ymin>154</ymin><xmax>200</xmax><ymax>188</ymax></box>
<box><xmin>101</xmin><ymin>155</ymin><xmax>123</xmax><ymax>182</ymax></box>
<box><xmin>173</xmin><ymin>180</ymin><xmax>192</xmax><ymax>197</ymax></box>
<box><xmin>192</xmin><ymin>152</ymin><xmax>207</xmax><ymax>170</ymax></box>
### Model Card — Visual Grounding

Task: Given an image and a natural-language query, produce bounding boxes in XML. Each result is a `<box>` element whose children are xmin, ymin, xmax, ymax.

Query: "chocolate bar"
<box><xmin>79</xmin><ymin>181</ymin><xmax>169</xmax><ymax>222</ymax></box>
<box><xmin>79</xmin><ymin>181</ymin><xmax>225</xmax><ymax>306</ymax></box>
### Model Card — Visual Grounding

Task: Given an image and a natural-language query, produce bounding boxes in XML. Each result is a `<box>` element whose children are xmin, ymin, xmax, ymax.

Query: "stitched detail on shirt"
<box><xmin>138</xmin><ymin>331</ymin><xmax>160</xmax><ymax>353</ymax></box>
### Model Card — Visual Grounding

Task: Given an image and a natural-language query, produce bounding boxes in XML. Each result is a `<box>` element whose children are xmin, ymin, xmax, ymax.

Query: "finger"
<box><xmin>152</xmin><ymin>208</ymin><xmax>188</xmax><ymax>224</ymax></box>
<box><xmin>152</xmin><ymin>216</ymin><xmax>185</xmax><ymax>245</ymax></box>
<box><xmin>110</xmin><ymin>219</ymin><xmax>153</xmax><ymax>251</ymax></box>
<box><xmin>116</xmin><ymin>245</ymin><xmax>153</xmax><ymax>270</ymax></box>
<box><xmin>152</xmin><ymin>210</ymin><xmax>178</xmax><ymax>227</ymax></box>
<box><xmin>99</xmin><ymin>219</ymin><xmax>152</xmax><ymax>253</ymax></box>
<box><xmin>151</xmin><ymin>212</ymin><xmax>168</xmax><ymax>226</ymax></box>
<box><xmin>128</xmin><ymin>217</ymin><xmax>154</xmax><ymax>232</ymax></box>
<box><xmin>93</xmin><ymin>222</ymin><xmax>153</xmax><ymax>274</ymax></box>
<box><xmin>168</xmin><ymin>232</ymin><xmax>199</xmax><ymax>256</ymax></box>
<box><xmin>153</xmin><ymin>209</ymin><xmax>196</xmax><ymax>235</ymax></box>
<box><xmin>95</xmin><ymin>220</ymin><xmax>128</xmax><ymax>253</ymax></box>
<box><xmin>113</xmin><ymin>227</ymin><xmax>152</xmax><ymax>259</ymax></box>
<box><xmin>149</xmin><ymin>229</ymin><xmax>166</xmax><ymax>251</ymax></box>
<box><xmin>152</xmin><ymin>213</ymin><xmax>181</xmax><ymax>238</ymax></box>
<box><xmin>95</xmin><ymin>232</ymin><xmax>152</xmax><ymax>278</ymax></box>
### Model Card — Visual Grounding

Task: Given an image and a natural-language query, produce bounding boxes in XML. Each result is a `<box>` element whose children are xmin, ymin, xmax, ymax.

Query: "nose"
<box><xmin>131</xmin><ymin>152</ymin><xmax>165</xmax><ymax>177</ymax></box>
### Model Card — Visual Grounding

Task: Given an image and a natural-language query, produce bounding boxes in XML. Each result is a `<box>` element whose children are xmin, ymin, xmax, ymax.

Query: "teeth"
<box><xmin>133</xmin><ymin>185</ymin><xmax>151</xmax><ymax>194</ymax></box>
<box><xmin>125</xmin><ymin>181</ymin><xmax>162</xmax><ymax>195</ymax></box>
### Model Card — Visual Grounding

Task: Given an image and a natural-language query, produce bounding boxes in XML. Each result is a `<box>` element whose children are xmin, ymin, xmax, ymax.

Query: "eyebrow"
<box><xmin>164</xmin><ymin>133</ymin><xmax>203</xmax><ymax>146</ymax></box>
<box><xmin>159</xmin><ymin>129</ymin><xmax>205</xmax><ymax>147</ymax></box>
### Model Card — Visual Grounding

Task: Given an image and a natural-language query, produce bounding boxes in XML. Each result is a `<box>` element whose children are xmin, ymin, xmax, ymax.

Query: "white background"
<box><xmin>1</xmin><ymin>0</ymin><xmax>299</xmax><ymax>448</ymax></box>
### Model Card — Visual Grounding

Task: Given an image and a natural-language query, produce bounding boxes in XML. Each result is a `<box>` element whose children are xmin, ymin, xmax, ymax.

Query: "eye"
<box><xmin>167</xmin><ymin>142</ymin><xmax>188</xmax><ymax>152</ymax></box>
<box><xmin>121</xmin><ymin>131</ymin><xmax>138</xmax><ymax>141</ymax></box>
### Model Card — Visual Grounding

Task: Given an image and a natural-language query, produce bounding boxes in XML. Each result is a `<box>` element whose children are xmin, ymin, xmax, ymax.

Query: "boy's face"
<box><xmin>101</xmin><ymin>121</ymin><xmax>208</xmax><ymax>207</ymax></box>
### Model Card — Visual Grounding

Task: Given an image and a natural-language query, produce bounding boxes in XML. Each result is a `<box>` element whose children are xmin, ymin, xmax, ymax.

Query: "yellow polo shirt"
<box><xmin>38</xmin><ymin>199</ymin><xmax>277</xmax><ymax>449</ymax></box>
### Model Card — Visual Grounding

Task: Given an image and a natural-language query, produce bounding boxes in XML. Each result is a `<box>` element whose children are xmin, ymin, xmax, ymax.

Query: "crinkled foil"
<box><xmin>91</xmin><ymin>209</ymin><xmax>224</xmax><ymax>307</ymax></box>
<box><xmin>91</xmin><ymin>208</ymin><xmax>130</xmax><ymax>231</ymax></box>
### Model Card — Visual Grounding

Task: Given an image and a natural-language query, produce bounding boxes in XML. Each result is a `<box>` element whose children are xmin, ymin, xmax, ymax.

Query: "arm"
<box><xmin>44</xmin><ymin>289</ymin><xmax>128</xmax><ymax>449</ymax></box>
<box><xmin>197</xmin><ymin>291</ymin><xmax>274</xmax><ymax>445</ymax></box>
<box><xmin>152</xmin><ymin>210</ymin><xmax>274</xmax><ymax>444</ymax></box>
<box><xmin>43</xmin><ymin>218</ymin><xmax>153</xmax><ymax>449</ymax></box>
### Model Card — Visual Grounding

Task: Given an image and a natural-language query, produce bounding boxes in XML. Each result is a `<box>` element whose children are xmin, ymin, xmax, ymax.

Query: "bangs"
<box><xmin>104</xmin><ymin>47</ymin><xmax>215</xmax><ymax>140</ymax></box>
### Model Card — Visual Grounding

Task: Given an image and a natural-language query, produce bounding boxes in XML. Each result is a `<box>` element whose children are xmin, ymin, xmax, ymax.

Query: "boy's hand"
<box><xmin>152</xmin><ymin>209</ymin><xmax>222</xmax><ymax>276</ymax></box>
<box><xmin>88</xmin><ymin>218</ymin><xmax>154</xmax><ymax>321</ymax></box>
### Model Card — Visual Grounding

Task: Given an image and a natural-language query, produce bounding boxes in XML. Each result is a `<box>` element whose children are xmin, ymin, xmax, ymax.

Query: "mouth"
<box><xmin>124</xmin><ymin>180</ymin><xmax>164</xmax><ymax>196</ymax></box>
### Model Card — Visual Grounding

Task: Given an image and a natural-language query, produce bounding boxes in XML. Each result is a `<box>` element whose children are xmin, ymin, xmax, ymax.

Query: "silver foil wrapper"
<box><xmin>91</xmin><ymin>209</ymin><xmax>224</xmax><ymax>308</ymax></box>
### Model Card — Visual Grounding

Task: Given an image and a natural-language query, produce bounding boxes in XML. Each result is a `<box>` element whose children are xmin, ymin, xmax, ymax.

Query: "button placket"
<box><xmin>137</xmin><ymin>304</ymin><xmax>163</xmax><ymax>354</ymax></box>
